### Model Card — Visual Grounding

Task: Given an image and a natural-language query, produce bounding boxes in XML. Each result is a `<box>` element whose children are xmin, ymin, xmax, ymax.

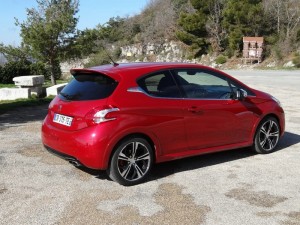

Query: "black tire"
<box><xmin>107</xmin><ymin>137</ymin><xmax>153</xmax><ymax>186</ymax></box>
<box><xmin>252</xmin><ymin>117</ymin><xmax>280</xmax><ymax>154</ymax></box>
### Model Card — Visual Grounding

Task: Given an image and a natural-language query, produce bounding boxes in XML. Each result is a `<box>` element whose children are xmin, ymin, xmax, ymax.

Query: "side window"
<box><xmin>137</xmin><ymin>71</ymin><xmax>182</xmax><ymax>98</ymax></box>
<box><xmin>173</xmin><ymin>69</ymin><xmax>233</xmax><ymax>99</ymax></box>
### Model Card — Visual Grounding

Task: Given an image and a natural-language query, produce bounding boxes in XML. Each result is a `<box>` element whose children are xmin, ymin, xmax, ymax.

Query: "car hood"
<box><xmin>248</xmin><ymin>88</ymin><xmax>276</xmax><ymax>104</ymax></box>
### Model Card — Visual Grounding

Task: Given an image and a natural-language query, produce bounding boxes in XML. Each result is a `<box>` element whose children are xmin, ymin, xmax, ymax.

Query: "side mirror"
<box><xmin>236</xmin><ymin>89</ymin><xmax>247</xmax><ymax>100</ymax></box>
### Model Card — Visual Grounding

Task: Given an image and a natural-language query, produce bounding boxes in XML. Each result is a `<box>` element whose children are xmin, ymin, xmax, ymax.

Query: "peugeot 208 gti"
<box><xmin>42</xmin><ymin>63</ymin><xmax>285</xmax><ymax>186</ymax></box>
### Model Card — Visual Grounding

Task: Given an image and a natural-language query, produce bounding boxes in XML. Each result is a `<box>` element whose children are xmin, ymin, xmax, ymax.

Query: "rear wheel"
<box><xmin>107</xmin><ymin>137</ymin><xmax>153</xmax><ymax>186</ymax></box>
<box><xmin>252</xmin><ymin>117</ymin><xmax>280</xmax><ymax>154</ymax></box>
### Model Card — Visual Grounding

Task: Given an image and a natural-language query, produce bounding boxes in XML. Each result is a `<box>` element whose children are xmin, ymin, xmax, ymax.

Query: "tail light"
<box><xmin>85</xmin><ymin>106</ymin><xmax>119</xmax><ymax>126</ymax></box>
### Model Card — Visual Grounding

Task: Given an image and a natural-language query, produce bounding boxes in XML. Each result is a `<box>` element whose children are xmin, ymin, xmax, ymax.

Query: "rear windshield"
<box><xmin>59</xmin><ymin>73</ymin><xmax>118</xmax><ymax>101</ymax></box>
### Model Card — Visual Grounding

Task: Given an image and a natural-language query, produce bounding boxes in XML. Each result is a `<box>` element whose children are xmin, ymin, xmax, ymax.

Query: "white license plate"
<box><xmin>53</xmin><ymin>113</ymin><xmax>73</xmax><ymax>127</ymax></box>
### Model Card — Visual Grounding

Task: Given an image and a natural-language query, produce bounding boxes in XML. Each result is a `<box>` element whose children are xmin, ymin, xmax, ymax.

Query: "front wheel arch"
<box><xmin>252</xmin><ymin>115</ymin><xmax>281</xmax><ymax>154</ymax></box>
<box><xmin>252</xmin><ymin>113</ymin><xmax>281</xmax><ymax>141</ymax></box>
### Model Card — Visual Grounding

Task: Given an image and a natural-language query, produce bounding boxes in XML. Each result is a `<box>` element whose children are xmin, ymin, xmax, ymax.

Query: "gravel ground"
<box><xmin>0</xmin><ymin>70</ymin><xmax>300</xmax><ymax>225</ymax></box>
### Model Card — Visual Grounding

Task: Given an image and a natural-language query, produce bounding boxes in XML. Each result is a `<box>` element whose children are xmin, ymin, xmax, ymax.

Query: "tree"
<box><xmin>265</xmin><ymin>1</ymin><xmax>300</xmax><ymax>39</ymax></box>
<box><xmin>176</xmin><ymin>1</ymin><xmax>210</xmax><ymax>57</ymax></box>
<box><xmin>222</xmin><ymin>0</ymin><xmax>264</xmax><ymax>56</ymax></box>
<box><xmin>135</xmin><ymin>0</ymin><xmax>178</xmax><ymax>44</ymax></box>
<box><xmin>0</xmin><ymin>44</ymin><xmax>29</xmax><ymax>62</ymax></box>
<box><xmin>263</xmin><ymin>0</ymin><xmax>300</xmax><ymax>54</ymax></box>
<box><xmin>206</xmin><ymin>0</ymin><xmax>226</xmax><ymax>53</ymax></box>
<box><xmin>16</xmin><ymin>0</ymin><xmax>79</xmax><ymax>85</ymax></box>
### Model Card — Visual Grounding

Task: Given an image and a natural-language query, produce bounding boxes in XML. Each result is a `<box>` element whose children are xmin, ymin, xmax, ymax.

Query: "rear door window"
<box><xmin>137</xmin><ymin>71</ymin><xmax>182</xmax><ymax>98</ymax></box>
<box><xmin>59</xmin><ymin>73</ymin><xmax>118</xmax><ymax>101</ymax></box>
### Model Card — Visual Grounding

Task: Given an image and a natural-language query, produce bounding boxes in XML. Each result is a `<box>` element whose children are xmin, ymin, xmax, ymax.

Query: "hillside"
<box><xmin>1</xmin><ymin>0</ymin><xmax>300</xmax><ymax>85</ymax></box>
<box><xmin>70</xmin><ymin>0</ymin><xmax>300</xmax><ymax>69</ymax></box>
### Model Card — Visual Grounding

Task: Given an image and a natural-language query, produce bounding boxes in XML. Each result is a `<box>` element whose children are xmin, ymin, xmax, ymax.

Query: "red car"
<box><xmin>42</xmin><ymin>63</ymin><xmax>285</xmax><ymax>185</ymax></box>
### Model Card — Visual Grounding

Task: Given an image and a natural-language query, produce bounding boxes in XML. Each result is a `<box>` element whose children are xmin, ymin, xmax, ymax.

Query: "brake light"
<box><xmin>85</xmin><ymin>106</ymin><xmax>119</xmax><ymax>126</ymax></box>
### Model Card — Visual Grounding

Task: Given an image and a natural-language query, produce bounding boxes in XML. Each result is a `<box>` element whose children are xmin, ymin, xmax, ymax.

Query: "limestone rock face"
<box><xmin>120</xmin><ymin>41</ymin><xmax>186</xmax><ymax>62</ymax></box>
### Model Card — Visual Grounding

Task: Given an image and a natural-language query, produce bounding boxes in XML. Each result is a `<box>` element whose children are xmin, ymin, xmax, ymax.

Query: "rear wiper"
<box><xmin>60</xmin><ymin>92</ymin><xmax>74</xmax><ymax>100</ymax></box>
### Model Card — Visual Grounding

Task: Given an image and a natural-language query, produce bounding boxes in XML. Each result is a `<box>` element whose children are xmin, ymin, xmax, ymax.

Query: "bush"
<box><xmin>84</xmin><ymin>50</ymin><xmax>111</xmax><ymax>67</ymax></box>
<box><xmin>215</xmin><ymin>55</ymin><xmax>227</xmax><ymax>64</ymax></box>
<box><xmin>292</xmin><ymin>53</ymin><xmax>300</xmax><ymax>68</ymax></box>
<box><xmin>0</xmin><ymin>61</ymin><xmax>59</xmax><ymax>84</ymax></box>
<box><xmin>113</xmin><ymin>47</ymin><xmax>122</xmax><ymax>59</ymax></box>
<box><xmin>0</xmin><ymin>61</ymin><xmax>31</xmax><ymax>84</ymax></box>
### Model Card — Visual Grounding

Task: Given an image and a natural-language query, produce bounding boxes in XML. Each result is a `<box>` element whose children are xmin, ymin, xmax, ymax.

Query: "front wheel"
<box><xmin>107</xmin><ymin>137</ymin><xmax>153</xmax><ymax>186</ymax></box>
<box><xmin>252</xmin><ymin>117</ymin><xmax>280</xmax><ymax>154</ymax></box>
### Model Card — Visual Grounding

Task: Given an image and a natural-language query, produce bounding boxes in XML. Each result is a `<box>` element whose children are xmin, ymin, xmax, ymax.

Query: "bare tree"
<box><xmin>283</xmin><ymin>0</ymin><xmax>300</xmax><ymax>39</ymax></box>
<box><xmin>264</xmin><ymin>0</ymin><xmax>300</xmax><ymax>40</ymax></box>
<box><xmin>263</xmin><ymin>0</ymin><xmax>283</xmax><ymax>34</ymax></box>
<box><xmin>264</xmin><ymin>0</ymin><xmax>300</xmax><ymax>54</ymax></box>
<box><xmin>206</xmin><ymin>0</ymin><xmax>226</xmax><ymax>53</ymax></box>
<box><xmin>139</xmin><ymin>0</ymin><xmax>177</xmax><ymax>44</ymax></box>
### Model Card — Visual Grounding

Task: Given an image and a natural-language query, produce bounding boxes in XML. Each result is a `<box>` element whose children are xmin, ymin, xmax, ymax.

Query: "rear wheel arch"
<box><xmin>106</xmin><ymin>133</ymin><xmax>156</xmax><ymax>185</ymax></box>
<box><xmin>108</xmin><ymin>133</ymin><xmax>157</xmax><ymax>167</ymax></box>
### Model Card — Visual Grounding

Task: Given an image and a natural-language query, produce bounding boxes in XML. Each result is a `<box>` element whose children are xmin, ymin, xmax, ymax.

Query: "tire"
<box><xmin>107</xmin><ymin>137</ymin><xmax>153</xmax><ymax>186</ymax></box>
<box><xmin>252</xmin><ymin>117</ymin><xmax>280</xmax><ymax>154</ymax></box>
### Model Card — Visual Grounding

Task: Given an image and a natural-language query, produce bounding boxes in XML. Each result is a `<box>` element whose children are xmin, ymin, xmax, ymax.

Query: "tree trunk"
<box><xmin>50</xmin><ymin>59</ymin><xmax>57</xmax><ymax>85</ymax></box>
<box><xmin>50</xmin><ymin>72</ymin><xmax>56</xmax><ymax>85</ymax></box>
<box><xmin>50</xmin><ymin>61</ymin><xmax>56</xmax><ymax>85</ymax></box>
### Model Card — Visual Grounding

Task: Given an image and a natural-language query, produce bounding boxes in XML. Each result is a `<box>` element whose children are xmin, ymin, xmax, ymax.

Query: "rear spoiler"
<box><xmin>70</xmin><ymin>68</ymin><xmax>120</xmax><ymax>81</ymax></box>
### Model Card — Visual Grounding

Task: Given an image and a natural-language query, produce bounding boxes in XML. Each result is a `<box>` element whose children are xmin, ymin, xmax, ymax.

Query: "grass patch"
<box><xmin>0</xmin><ymin>83</ymin><xmax>16</xmax><ymax>88</ymax></box>
<box><xmin>0</xmin><ymin>79</ymin><xmax>67</xmax><ymax>89</ymax></box>
<box><xmin>0</xmin><ymin>96</ymin><xmax>54</xmax><ymax>114</ymax></box>
<box><xmin>43</xmin><ymin>79</ymin><xmax>68</xmax><ymax>87</ymax></box>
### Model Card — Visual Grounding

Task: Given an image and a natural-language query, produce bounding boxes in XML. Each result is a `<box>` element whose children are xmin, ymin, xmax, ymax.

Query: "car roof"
<box><xmin>70</xmin><ymin>62</ymin><xmax>211</xmax><ymax>79</ymax></box>
<box><xmin>90</xmin><ymin>62</ymin><xmax>203</xmax><ymax>72</ymax></box>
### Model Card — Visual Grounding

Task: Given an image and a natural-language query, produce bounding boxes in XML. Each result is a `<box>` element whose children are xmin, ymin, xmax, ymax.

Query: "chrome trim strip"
<box><xmin>127</xmin><ymin>86</ymin><xmax>255</xmax><ymax>101</ymax></box>
<box><xmin>127</xmin><ymin>87</ymin><xmax>144</xmax><ymax>93</ymax></box>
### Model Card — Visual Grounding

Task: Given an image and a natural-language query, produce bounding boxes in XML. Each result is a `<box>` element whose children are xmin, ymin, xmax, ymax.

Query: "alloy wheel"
<box><xmin>117</xmin><ymin>141</ymin><xmax>151</xmax><ymax>182</ymax></box>
<box><xmin>258</xmin><ymin>119</ymin><xmax>280</xmax><ymax>151</ymax></box>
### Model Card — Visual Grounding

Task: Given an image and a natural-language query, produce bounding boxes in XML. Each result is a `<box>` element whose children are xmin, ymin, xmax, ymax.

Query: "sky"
<box><xmin>0</xmin><ymin>0</ymin><xmax>149</xmax><ymax>46</ymax></box>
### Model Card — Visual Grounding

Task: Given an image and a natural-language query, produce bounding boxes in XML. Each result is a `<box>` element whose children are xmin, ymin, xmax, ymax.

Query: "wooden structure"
<box><xmin>242</xmin><ymin>37</ymin><xmax>264</xmax><ymax>64</ymax></box>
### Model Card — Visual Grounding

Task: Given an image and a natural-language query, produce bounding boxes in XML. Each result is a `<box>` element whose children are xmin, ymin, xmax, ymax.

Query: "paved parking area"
<box><xmin>0</xmin><ymin>70</ymin><xmax>300</xmax><ymax>225</ymax></box>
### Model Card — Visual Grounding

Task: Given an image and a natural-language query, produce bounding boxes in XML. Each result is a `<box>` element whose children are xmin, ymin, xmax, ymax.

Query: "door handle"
<box><xmin>188</xmin><ymin>106</ymin><xmax>203</xmax><ymax>114</ymax></box>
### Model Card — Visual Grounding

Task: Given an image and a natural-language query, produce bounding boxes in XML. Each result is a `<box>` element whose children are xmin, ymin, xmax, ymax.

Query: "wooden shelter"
<box><xmin>242</xmin><ymin>37</ymin><xmax>264</xmax><ymax>64</ymax></box>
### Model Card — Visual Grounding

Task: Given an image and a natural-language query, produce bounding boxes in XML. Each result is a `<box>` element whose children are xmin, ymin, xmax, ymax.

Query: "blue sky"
<box><xmin>0</xmin><ymin>0</ymin><xmax>149</xmax><ymax>46</ymax></box>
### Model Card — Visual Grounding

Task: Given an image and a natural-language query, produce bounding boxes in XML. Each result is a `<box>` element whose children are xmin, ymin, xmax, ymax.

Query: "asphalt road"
<box><xmin>0</xmin><ymin>70</ymin><xmax>300</xmax><ymax>225</ymax></box>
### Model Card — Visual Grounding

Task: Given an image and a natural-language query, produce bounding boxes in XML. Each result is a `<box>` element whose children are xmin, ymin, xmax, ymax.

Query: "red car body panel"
<box><xmin>42</xmin><ymin>63</ymin><xmax>285</xmax><ymax>170</ymax></box>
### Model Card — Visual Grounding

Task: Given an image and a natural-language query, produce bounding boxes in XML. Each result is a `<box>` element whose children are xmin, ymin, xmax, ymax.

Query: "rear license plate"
<box><xmin>53</xmin><ymin>113</ymin><xmax>73</xmax><ymax>127</ymax></box>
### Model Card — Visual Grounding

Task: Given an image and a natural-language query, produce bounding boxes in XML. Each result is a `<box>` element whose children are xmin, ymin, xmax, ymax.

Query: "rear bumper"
<box><xmin>41</xmin><ymin>117</ymin><xmax>111</xmax><ymax>170</ymax></box>
<box><xmin>44</xmin><ymin>145</ymin><xmax>83</xmax><ymax>167</ymax></box>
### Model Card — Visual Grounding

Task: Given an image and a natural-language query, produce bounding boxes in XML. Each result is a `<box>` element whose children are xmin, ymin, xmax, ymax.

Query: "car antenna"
<box><xmin>101</xmin><ymin>43</ymin><xmax>119</xmax><ymax>67</ymax></box>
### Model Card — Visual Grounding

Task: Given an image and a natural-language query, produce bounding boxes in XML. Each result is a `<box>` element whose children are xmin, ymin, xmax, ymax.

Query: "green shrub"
<box><xmin>113</xmin><ymin>47</ymin><xmax>122</xmax><ymax>59</ymax></box>
<box><xmin>84</xmin><ymin>50</ymin><xmax>111</xmax><ymax>67</ymax></box>
<box><xmin>292</xmin><ymin>53</ymin><xmax>300</xmax><ymax>68</ymax></box>
<box><xmin>215</xmin><ymin>55</ymin><xmax>227</xmax><ymax>64</ymax></box>
<box><xmin>0</xmin><ymin>61</ymin><xmax>58</xmax><ymax>84</ymax></box>
<box><xmin>0</xmin><ymin>61</ymin><xmax>31</xmax><ymax>84</ymax></box>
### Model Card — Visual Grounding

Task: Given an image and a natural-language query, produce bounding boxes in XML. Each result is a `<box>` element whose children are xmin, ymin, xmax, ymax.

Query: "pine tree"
<box><xmin>16</xmin><ymin>0</ymin><xmax>79</xmax><ymax>85</ymax></box>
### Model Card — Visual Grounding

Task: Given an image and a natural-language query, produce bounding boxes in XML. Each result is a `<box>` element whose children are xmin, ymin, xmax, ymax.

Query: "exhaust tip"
<box><xmin>68</xmin><ymin>159</ymin><xmax>81</xmax><ymax>167</ymax></box>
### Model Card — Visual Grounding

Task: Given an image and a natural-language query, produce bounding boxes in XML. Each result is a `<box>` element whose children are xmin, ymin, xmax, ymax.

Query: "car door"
<box><xmin>136</xmin><ymin>70</ymin><xmax>187</xmax><ymax>156</ymax></box>
<box><xmin>172</xmin><ymin>69</ymin><xmax>255</xmax><ymax>150</ymax></box>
